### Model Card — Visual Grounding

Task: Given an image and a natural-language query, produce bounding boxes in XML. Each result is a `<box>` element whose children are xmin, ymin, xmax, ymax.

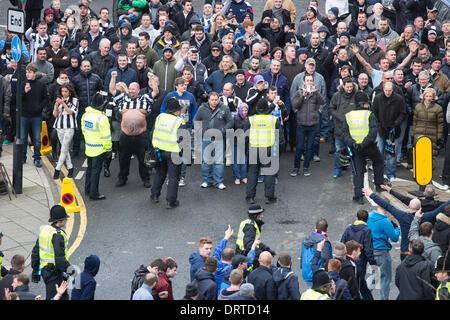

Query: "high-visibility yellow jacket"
<box><xmin>152</xmin><ymin>113</ymin><xmax>183</xmax><ymax>152</ymax></box>
<box><xmin>345</xmin><ymin>110</ymin><xmax>371</xmax><ymax>144</ymax></box>
<box><xmin>81</xmin><ymin>107</ymin><xmax>112</xmax><ymax>157</ymax></box>
<box><xmin>300</xmin><ymin>289</ymin><xmax>332</xmax><ymax>300</ymax></box>
<box><xmin>249</xmin><ymin>114</ymin><xmax>277</xmax><ymax>148</ymax></box>
<box><xmin>38</xmin><ymin>225</ymin><xmax>69</xmax><ymax>270</ymax></box>
<box><xmin>236</xmin><ymin>219</ymin><xmax>261</xmax><ymax>252</ymax></box>
<box><xmin>436</xmin><ymin>281</ymin><xmax>450</xmax><ymax>300</ymax></box>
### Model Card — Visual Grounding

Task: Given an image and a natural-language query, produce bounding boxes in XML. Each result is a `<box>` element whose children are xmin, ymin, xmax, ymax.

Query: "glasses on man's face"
<box><xmin>212</xmin><ymin>48</ymin><xmax>220</xmax><ymax>52</ymax></box>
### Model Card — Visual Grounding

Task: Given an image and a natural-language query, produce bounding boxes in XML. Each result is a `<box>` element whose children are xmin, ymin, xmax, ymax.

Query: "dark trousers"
<box><xmin>352</xmin><ymin>143</ymin><xmax>384</xmax><ymax>198</ymax></box>
<box><xmin>294</xmin><ymin>124</ymin><xmax>319</xmax><ymax>169</ymax></box>
<box><xmin>288</xmin><ymin>110</ymin><xmax>296</xmax><ymax>150</ymax></box>
<box><xmin>443</xmin><ymin>134</ymin><xmax>450</xmax><ymax>186</ymax></box>
<box><xmin>357</xmin><ymin>261</ymin><xmax>374</xmax><ymax>300</ymax></box>
<box><xmin>118</xmin><ymin>131</ymin><xmax>149</xmax><ymax>182</ymax></box>
<box><xmin>85</xmin><ymin>153</ymin><xmax>105</xmax><ymax>198</ymax></box>
<box><xmin>71</xmin><ymin>106</ymin><xmax>85</xmax><ymax>153</ymax></box>
<box><xmin>41</xmin><ymin>266</ymin><xmax>69</xmax><ymax>300</ymax></box>
<box><xmin>151</xmin><ymin>150</ymin><xmax>181</xmax><ymax>202</ymax></box>
<box><xmin>25</xmin><ymin>9</ymin><xmax>42</xmax><ymax>30</ymax></box>
<box><xmin>246</xmin><ymin>147</ymin><xmax>275</xmax><ymax>199</ymax></box>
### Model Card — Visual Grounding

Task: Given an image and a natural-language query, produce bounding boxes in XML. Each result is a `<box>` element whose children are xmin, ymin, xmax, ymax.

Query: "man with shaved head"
<box><xmin>109</xmin><ymin>75</ymin><xmax>152</xmax><ymax>188</ymax></box>
<box><xmin>247</xmin><ymin>251</ymin><xmax>277</xmax><ymax>300</ymax></box>
<box><xmin>363</xmin><ymin>187</ymin><xmax>450</xmax><ymax>261</ymax></box>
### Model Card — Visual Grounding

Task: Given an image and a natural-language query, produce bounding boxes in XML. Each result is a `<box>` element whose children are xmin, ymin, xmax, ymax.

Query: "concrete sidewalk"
<box><xmin>0</xmin><ymin>143</ymin><xmax>56</xmax><ymax>270</ymax></box>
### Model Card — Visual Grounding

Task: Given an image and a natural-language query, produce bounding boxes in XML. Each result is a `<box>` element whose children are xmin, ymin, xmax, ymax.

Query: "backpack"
<box><xmin>130</xmin><ymin>265</ymin><xmax>149</xmax><ymax>300</ymax></box>
<box><xmin>301</xmin><ymin>243</ymin><xmax>320</xmax><ymax>282</ymax></box>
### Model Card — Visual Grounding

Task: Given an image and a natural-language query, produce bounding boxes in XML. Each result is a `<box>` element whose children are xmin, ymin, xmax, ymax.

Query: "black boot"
<box><xmin>53</xmin><ymin>169</ymin><xmax>60</xmax><ymax>179</ymax></box>
<box><xmin>67</xmin><ymin>168</ymin><xmax>74</xmax><ymax>178</ymax></box>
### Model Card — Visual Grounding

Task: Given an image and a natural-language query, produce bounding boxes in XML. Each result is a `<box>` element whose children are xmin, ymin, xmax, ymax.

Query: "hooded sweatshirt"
<box><xmin>341</xmin><ymin>220</ymin><xmax>377</xmax><ymax>267</ymax></box>
<box><xmin>272</xmin><ymin>266</ymin><xmax>300</xmax><ymax>300</ymax></box>
<box><xmin>193</xmin><ymin>268</ymin><xmax>218</xmax><ymax>300</ymax></box>
<box><xmin>218</xmin><ymin>287</ymin><xmax>241</xmax><ymax>300</ymax></box>
<box><xmin>71</xmin><ymin>255</ymin><xmax>100</xmax><ymax>300</ymax></box>
<box><xmin>366</xmin><ymin>210</ymin><xmax>400</xmax><ymax>250</ymax></box>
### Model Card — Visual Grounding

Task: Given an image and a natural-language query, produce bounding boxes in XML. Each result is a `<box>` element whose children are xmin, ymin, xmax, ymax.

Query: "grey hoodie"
<box><xmin>408</xmin><ymin>216</ymin><xmax>442</xmax><ymax>265</ymax></box>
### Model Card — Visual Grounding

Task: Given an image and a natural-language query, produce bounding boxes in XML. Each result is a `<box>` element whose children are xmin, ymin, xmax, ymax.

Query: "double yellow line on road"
<box><xmin>42</xmin><ymin>156</ymin><xmax>87</xmax><ymax>258</ymax></box>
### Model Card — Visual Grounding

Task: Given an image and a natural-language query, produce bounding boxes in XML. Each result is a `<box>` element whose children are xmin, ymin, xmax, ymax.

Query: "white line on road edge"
<box><xmin>364</xmin><ymin>170</ymin><xmax>377</xmax><ymax>206</ymax></box>
<box><xmin>75</xmin><ymin>171</ymin><xmax>85</xmax><ymax>180</ymax></box>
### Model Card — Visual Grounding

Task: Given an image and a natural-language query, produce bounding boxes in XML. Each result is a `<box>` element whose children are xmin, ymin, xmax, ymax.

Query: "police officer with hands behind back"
<box><xmin>341</xmin><ymin>91</ymin><xmax>384</xmax><ymax>205</ymax></box>
<box><xmin>81</xmin><ymin>92</ymin><xmax>112</xmax><ymax>200</ymax></box>
<box><xmin>31</xmin><ymin>205</ymin><xmax>71</xmax><ymax>300</ymax></box>
<box><xmin>150</xmin><ymin>98</ymin><xmax>184</xmax><ymax>209</ymax></box>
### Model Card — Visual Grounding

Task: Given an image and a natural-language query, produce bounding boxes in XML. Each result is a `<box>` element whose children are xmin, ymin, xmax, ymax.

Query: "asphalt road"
<box><xmin>3</xmin><ymin>0</ymin><xmax>448</xmax><ymax>301</ymax></box>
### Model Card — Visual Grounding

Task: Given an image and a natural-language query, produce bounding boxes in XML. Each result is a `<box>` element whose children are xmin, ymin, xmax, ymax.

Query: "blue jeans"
<box><xmin>202</xmin><ymin>140</ymin><xmax>224</xmax><ymax>186</ymax></box>
<box><xmin>231</xmin><ymin>143</ymin><xmax>246</xmax><ymax>179</ymax></box>
<box><xmin>376</xmin><ymin>134</ymin><xmax>399</xmax><ymax>179</ymax></box>
<box><xmin>333</xmin><ymin>137</ymin><xmax>347</xmax><ymax>171</ymax></box>
<box><xmin>294</xmin><ymin>124</ymin><xmax>318</xmax><ymax>169</ymax></box>
<box><xmin>373</xmin><ymin>249</ymin><xmax>392</xmax><ymax>300</ymax></box>
<box><xmin>21</xmin><ymin>116</ymin><xmax>42</xmax><ymax>162</ymax></box>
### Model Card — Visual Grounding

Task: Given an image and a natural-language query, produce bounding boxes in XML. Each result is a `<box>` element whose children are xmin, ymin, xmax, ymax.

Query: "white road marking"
<box><xmin>187</xmin><ymin>242</ymin><xmax>195</xmax><ymax>245</ymax></box>
<box><xmin>82</xmin><ymin>159</ymin><xmax>88</xmax><ymax>167</ymax></box>
<box><xmin>75</xmin><ymin>171</ymin><xmax>85</xmax><ymax>180</ymax></box>
<box><xmin>155</xmin><ymin>246</ymin><xmax>164</xmax><ymax>249</ymax></box>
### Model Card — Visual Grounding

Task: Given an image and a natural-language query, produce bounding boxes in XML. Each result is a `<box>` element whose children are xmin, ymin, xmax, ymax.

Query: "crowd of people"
<box><xmin>0</xmin><ymin>0</ymin><xmax>450</xmax><ymax>301</ymax></box>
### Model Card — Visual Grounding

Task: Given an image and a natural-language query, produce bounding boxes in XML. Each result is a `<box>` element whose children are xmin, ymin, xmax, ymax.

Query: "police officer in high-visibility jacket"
<box><xmin>81</xmin><ymin>92</ymin><xmax>112</xmax><ymax>200</ymax></box>
<box><xmin>150</xmin><ymin>98</ymin><xmax>184</xmax><ymax>209</ymax></box>
<box><xmin>301</xmin><ymin>269</ymin><xmax>335</xmax><ymax>300</ymax></box>
<box><xmin>236</xmin><ymin>205</ymin><xmax>276</xmax><ymax>266</ymax></box>
<box><xmin>31</xmin><ymin>205</ymin><xmax>71</xmax><ymax>300</ymax></box>
<box><xmin>341</xmin><ymin>92</ymin><xmax>384</xmax><ymax>205</ymax></box>
<box><xmin>434</xmin><ymin>255</ymin><xmax>450</xmax><ymax>300</ymax></box>
<box><xmin>245</xmin><ymin>99</ymin><xmax>282</xmax><ymax>205</ymax></box>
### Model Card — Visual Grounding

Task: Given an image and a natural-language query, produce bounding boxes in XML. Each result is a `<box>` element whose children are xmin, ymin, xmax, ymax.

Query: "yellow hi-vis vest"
<box><xmin>436</xmin><ymin>281</ymin><xmax>450</xmax><ymax>300</ymax></box>
<box><xmin>38</xmin><ymin>225</ymin><xmax>69</xmax><ymax>270</ymax></box>
<box><xmin>152</xmin><ymin>113</ymin><xmax>183</xmax><ymax>152</ymax></box>
<box><xmin>300</xmin><ymin>289</ymin><xmax>332</xmax><ymax>300</ymax></box>
<box><xmin>81</xmin><ymin>107</ymin><xmax>112</xmax><ymax>157</ymax></box>
<box><xmin>249</xmin><ymin>115</ymin><xmax>277</xmax><ymax>148</ymax></box>
<box><xmin>236</xmin><ymin>219</ymin><xmax>261</xmax><ymax>252</ymax></box>
<box><xmin>345</xmin><ymin>110</ymin><xmax>371</xmax><ymax>144</ymax></box>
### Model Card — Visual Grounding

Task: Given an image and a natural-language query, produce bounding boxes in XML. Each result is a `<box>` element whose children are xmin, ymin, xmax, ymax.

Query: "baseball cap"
<box><xmin>254</xmin><ymin>75</ymin><xmax>265</xmax><ymax>84</ymax></box>
<box><xmin>78</xmin><ymin>2</ymin><xmax>88</xmax><ymax>8</ymax></box>
<box><xmin>305</xmin><ymin>57</ymin><xmax>316</xmax><ymax>65</ymax></box>
<box><xmin>232</xmin><ymin>254</ymin><xmax>251</xmax><ymax>269</ymax></box>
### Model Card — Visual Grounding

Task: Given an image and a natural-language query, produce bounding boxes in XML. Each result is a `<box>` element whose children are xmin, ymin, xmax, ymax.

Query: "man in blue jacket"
<box><xmin>341</xmin><ymin>209</ymin><xmax>377</xmax><ymax>300</ymax></box>
<box><xmin>189</xmin><ymin>225</ymin><xmax>234</xmax><ymax>282</ymax></box>
<box><xmin>71</xmin><ymin>255</ymin><xmax>100</xmax><ymax>300</ymax></box>
<box><xmin>261</xmin><ymin>59</ymin><xmax>291</xmax><ymax>114</ymax></box>
<box><xmin>365</xmin><ymin>189</ymin><xmax>400</xmax><ymax>300</ymax></box>
<box><xmin>273</xmin><ymin>252</ymin><xmax>301</xmax><ymax>300</ymax></box>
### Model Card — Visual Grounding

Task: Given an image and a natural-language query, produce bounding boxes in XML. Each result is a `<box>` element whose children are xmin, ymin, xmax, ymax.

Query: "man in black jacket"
<box><xmin>0</xmin><ymin>254</ymin><xmax>25</xmax><ymax>301</ymax></box>
<box><xmin>20</xmin><ymin>64</ymin><xmax>49</xmax><ymax>166</ymax></box>
<box><xmin>395</xmin><ymin>239</ymin><xmax>435</xmax><ymax>300</ymax></box>
<box><xmin>341</xmin><ymin>240</ymin><xmax>362</xmax><ymax>300</ymax></box>
<box><xmin>247</xmin><ymin>251</ymin><xmax>277</xmax><ymax>300</ymax></box>
<box><xmin>234</xmin><ymin>69</ymin><xmax>253</xmax><ymax>102</ymax></box>
<box><xmin>193</xmin><ymin>256</ymin><xmax>218</xmax><ymax>300</ymax></box>
<box><xmin>372</xmin><ymin>82</ymin><xmax>407</xmax><ymax>181</ymax></box>
<box><xmin>71</xmin><ymin>60</ymin><xmax>103</xmax><ymax>156</ymax></box>
<box><xmin>86</xmin><ymin>38</ymin><xmax>116</xmax><ymax>80</ymax></box>
<box><xmin>341</xmin><ymin>209</ymin><xmax>377</xmax><ymax>300</ymax></box>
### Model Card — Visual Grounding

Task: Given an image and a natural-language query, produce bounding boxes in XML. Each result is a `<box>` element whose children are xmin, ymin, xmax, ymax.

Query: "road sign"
<box><xmin>11</xmin><ymin>35</ymin><xmax>21</xmax><ymax>62</ymax></box>
<box><xmin>7</xmin><ymin>8</ymin><xmax>25</xmax><ymax>35</ymax></box>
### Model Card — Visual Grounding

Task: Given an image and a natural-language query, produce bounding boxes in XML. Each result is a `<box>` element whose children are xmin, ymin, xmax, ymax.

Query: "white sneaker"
<box><xmin>226</xmin><ymin>158</ymin><xmax>232</xmax><ymax>166</ymax></box>
<box><xmin>179</xmin><ymin>178</ymin><xmax>185</xmax><ymax>187</ymax></box>
<box><xmin>217</xmin><ymin>183</ymin><xmax>226</xmax><ymax>190</ymax></box>
<box><xmin>313</xmin><ymin>155</ymin><xmax>320</xmax><ymax>162</ymax></box>
<box><xmin>200</xmin><ymin>182</ymin><xmax>209</xmax><ymax>188</ymax></box>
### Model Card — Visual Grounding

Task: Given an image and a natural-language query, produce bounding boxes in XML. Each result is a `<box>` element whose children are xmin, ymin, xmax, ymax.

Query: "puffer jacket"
<box><xmin>72</xmin><ymin>71</ymin><xmax>103</xmax><ymax>108</ymax></box>
<box><xmin>329</xmin><ymin>83</ymin><xmax>358</xmax><ymax>138</ymax></box>
<box><xmin>293</xmin><ymin>90</ymin><xmax>325</xmax><ymax>126</ymax></box>
<box><xmin>372</xmin><ymin>91</ymin><xmax>407</xmax><ymax>139</ymax></box>
<box><xmin>432</xmin><ymin>213</ymin><xmax>450</xmax><ymax>255</ymax></box>
<box><xmin>86</xmin><ymin>51</ymin><xmax>116</xmax><ymax>80</ymax></box>
<box><xmin>411</xmin><ymin>102</ymin><xmax>444</xmax><ymax>155</ymax></box>
<box><xmin>301</xmin><ymin>232</ymin><xmax>332</xmax><ymax>282</ymax></box>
